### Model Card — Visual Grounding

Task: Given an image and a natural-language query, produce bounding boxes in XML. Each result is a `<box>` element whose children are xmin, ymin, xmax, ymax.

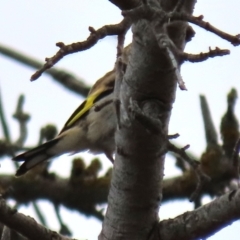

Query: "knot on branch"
<box><xmin>128</xmin><ymin>98</ymin><xmax>168</xmax><ymax>135</ymax></box>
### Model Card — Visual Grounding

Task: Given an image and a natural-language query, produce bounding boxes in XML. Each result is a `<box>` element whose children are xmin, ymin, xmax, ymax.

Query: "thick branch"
<box><xmin>100</xmin><ymin>0</ymin><xmax>195</xmax><ymax>238</ymax></box>
<box><xmin>158</xmin><ymin>189</ymin><xmax>240</xmax><ymax>240</ymax></box>
<box><xmin>0</xmin><ymin>198</ymin><xmax>73</xmax><ymax>240</ymax></box>
<box><xmin>0</xmin><ymin>150</ymin><xmax>237</xmax><ymax>214</ymax></box>
<box><xmin>0</xmin><ymin>174</ymin><xmax>110</xmax><ymax>220</ymax></box>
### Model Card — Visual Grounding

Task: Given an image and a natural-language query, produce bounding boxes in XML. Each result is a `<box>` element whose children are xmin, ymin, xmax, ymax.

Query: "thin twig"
<box><xmin>123</xmin><ymin>5</ymin><xmax>240</xmax><ymax>46</ymax></box>
<box><xmin>0</xmin><ymin>88</ymin><xmax>11</xmax><ymax>143</ymax></box>
<box><xmin>32</xmin><ymin>202</ymin><xmax>47</xmax><ymax>227</ymax></box>
<box><xmin>168</xmin><ymin>142</ymin><xmax>211</xmax><ymax>201</ymax></box>
<box><xmin>182</xmin><ymin>47</ymin><xmax>230</xmax><ymax>63</ymax></box>
<box><xmin>220</xmin><ymin>88</ymin><xmax>239</xmax><ymax>158</ymax></box>
<box><xmin>54</xmin><ymin>204</ymin><xmax>72</xmax><ymax>236</ymax></box>
<box><xmin>168</xmin><ymin>133</ymin><xmax>180</xmax><ymax>139</ymax></box>
<box><xmin>1</xmin><ymin>94</ymin><xmax>52</xmax><ymax>231</ymax></box>
<box><xmin>0</xmin><ymin>43</ymin><xmax>90</xmax><ymax>97</ymax></box>
<box><xmin>13</xmin><ymin>95</ymin><xmax>30</xmax><ymax>148</ymax></box>
<box><xmin>200</xmin><ymin>95</ymin><xmax>218</xmax><ymax>146</ymax></box>
<box><xmin>152</xmin><ymin>30</ymin><xmax>187</xmax><ymax>90</ymax></box>
<box><xmin>125</xmin><ymin>3</ymin><xmax>188</xmax><ymax>91</ymax></box>
<box><xmin>170</xmin><ymin>13</ymin><xmax>240</xmax><ymax>46</ymax></box>
<box><xmin>31</xmin><ymin>18</ymin><xmax>131</xmax><ymax>81</ymax></box>
<box><xmin>128</xmin><ymin>98</ymin><xmax>163</xmax><ymax>134</ymax></box>
<box><xmin>0</xmin><ymin>88</ymin><xmax>18</xmax><ymax>168</ymax></box>
<box><xmin>166</xmin><ymin>47</ymin><xmax>187</xmax><ymax>90</ymax></box>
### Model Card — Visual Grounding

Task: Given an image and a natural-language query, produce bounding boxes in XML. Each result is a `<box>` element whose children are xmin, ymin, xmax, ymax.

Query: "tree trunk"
<box><xmin>99</xmin><ymin>0</ymin><xmax>196</xmax><ymax>239</ymax></box>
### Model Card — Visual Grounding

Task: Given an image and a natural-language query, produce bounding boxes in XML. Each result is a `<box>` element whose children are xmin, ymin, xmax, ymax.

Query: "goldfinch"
<box><xmin>13</xmin><ymin>44</ymin><xmax>132</xmax><ymax>176</ymax></box>
<box><xmin>13</xmin><ymin>74</ymin><xmax>116</xmax><ymax>176</ymax></box>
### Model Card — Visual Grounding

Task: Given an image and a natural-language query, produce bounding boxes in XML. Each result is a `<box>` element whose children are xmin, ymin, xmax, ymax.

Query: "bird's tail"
<box><xmin>13</xmin><ymin>138</ymin><xmax>60</xmax><ymax>176</ymax></box>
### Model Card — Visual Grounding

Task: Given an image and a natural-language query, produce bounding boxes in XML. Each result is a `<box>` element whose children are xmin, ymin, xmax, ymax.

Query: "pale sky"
<box><xmin>0</xmin><ymin>1</ymin><xmax>240</xmax><ymax>239</ymax></box>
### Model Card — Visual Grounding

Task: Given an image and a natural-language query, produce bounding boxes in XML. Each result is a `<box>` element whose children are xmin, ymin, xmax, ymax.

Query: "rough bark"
<box><xmin>158</xmin><ymin>189</ymin><xmax>240</xmax><ymax>240</ymax></box>
<box><xmin>0</xmin><ymin>199</ymin><xmax>72</xmax><ymax>240</ymax></box>
<box><xmin>99</xmin><ymin>0</ymin><xmax>196</xmax><ymax>239</ymax></box>
<box><xmin>1</xmin><ymin>0</ymin><xmax>240</xmax><ymax>239</ymax></box>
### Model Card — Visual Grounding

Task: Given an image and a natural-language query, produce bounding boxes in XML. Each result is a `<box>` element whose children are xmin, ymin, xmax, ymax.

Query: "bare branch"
<box><xmin>167</xmin><ymin>133</ymin><xmax>180</xmax><ymax>139</ymax></box>
<box><xmin>32</xmin><ymin>202</ymin><xmax>47</xmax><ymax>228</ymax></box>
<box><xmin>128</xmin><ymin>98</ymin><xmax>163</xmax><ymax>134</ymax></box>
<box><xmin>165</xmin><ymin>46</ymin><xmax>186</xmax><ymax>90</ymax></box>
<box><xmin>200</xmin><ymin>95</ymin><xmax>218</xmax><ymax>146</ymax></box>
<box><xmin>0</xmin><ymin>174</ymin><xmax>110</xmax><ymax>220</ymax></box>
<box><xmin>0</xmin><ymin>43</ymin><xmax>90</xmax><ymax>97</ymax></box>
<box><xmin>221</xmin><ymin>88</ymin><xmax>239</xmax><ymax>158</ymax></box>
<box><xmin>0</xmin><ymin>198</ymin><xmax>73</xmax><ymax>240</ymax></box>
<box><xmin>0</xmin><ymin>91</ymin><xmax>19</xmax><ymax>169</ymax></box>
<box><xmin>0</xmin><ymin>149</ymin><xmax>238</xmax><ymax>212</ymax></box>
<box><xmin>31</xmin><ymin>18</ymin><xmax>131</xmax><ymax>81</ymax></box>
<box><xmin>168</xmin><ymin>142</ymin><xmax>210</xmax><ymax>201</ymax></box>
<box><xmin>123</xmin><ymin>5</ymin><xmax>240</xmax><ymax>46</ymax></box>
<box><xmin>12</xmin><ymin>95</ymin><xmax>30</xmax><ymax>148</ymax></box>
<box><xmin>54</xmin><ymin>204</ymin><xmax>72</xmax><ymax>236</ymax></box>
<box><xmin>170</xmin><ymin>13</ymin><xmax>240</xmax><ymax>46</ymax></box>
<box><xmin>158</xmin><ymin>189</ymin><xmax>240</xmax><ymax>240</ymax></box>
<box><xmin>0</xmin><ymin>89</ymin><xmax>12</xmax><ymax>144</ymax></box>
<box><xmin>182</xmin><ymin>47</ymin><xmax>230</xmax><ymax>63</ymax></box>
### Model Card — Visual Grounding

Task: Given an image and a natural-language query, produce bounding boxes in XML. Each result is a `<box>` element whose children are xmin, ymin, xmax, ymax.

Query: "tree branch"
<box><xmin>0</xmin><ymin>198</ymin><xmax>73</xmax><ymax>240</ymax></box>
<box><xmin>12</xmin><ymin>95</ymin><xmax>30</xmax><ymax>148</ymax></box>
<box><xmin>0</xmin><ymin>147</ymin><xmax>237</xmax><ymax>216</ymax></box>
<box><xmin>0</xmin><ymin>43</ymin><xmax>90</xmax><ymax>97</ymax></box>
<box><xmin>172</xmin><ymin>13</ymin><xmax>240</xmax><ymax>46</ymax></box>
<box><xmin>182</xmin><ymin>47</ymin><xmax>230</xmax><ymax>63</ymax></box>
<box><xmin>31</xmin><ymin>18</ymin><xmax>131</xmax><ymax>81</ymax></box>
<box><xmin>100</xmin><ymin>0</ymin><xmax>195</xmax><ymax>238</ymax></box>
<box><xmin>158</xmin><ymin>189</ymin><xmax>240</xmax><ymax>240</ymax></box>
<box><xmin>0</xmin><ymin>174</ymin><xmax>110</xmax><ymax>220</ymax></box>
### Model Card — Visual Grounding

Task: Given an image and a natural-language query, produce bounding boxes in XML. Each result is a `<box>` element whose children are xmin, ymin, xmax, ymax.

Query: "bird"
<box><xmin>13</xmin><ymin>44</ymin><xmax>132</xmax><ymax>177</ymax></box>
<box><xmin>13</xmin><ymin>73</ymin><xmax>116</xmax><ymax>177</ymax></box>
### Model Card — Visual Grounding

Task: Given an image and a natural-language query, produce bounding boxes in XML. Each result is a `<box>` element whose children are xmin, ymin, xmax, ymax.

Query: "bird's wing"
<box><xmin>59</xmin><ymin>87</ymin><xmax>113</xmax><ymax>134</ymax></box>
<box><xmin>88</xmin><ymin>70</ymin><xmax>115</xmax><ymax>96</ymax></box>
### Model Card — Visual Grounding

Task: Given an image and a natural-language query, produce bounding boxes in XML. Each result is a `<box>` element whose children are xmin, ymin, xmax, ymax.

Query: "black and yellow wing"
<box><xmin>59</xmin><ymin>87</ymin><xmax>113</xmax><ymax>134</ymax></box>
